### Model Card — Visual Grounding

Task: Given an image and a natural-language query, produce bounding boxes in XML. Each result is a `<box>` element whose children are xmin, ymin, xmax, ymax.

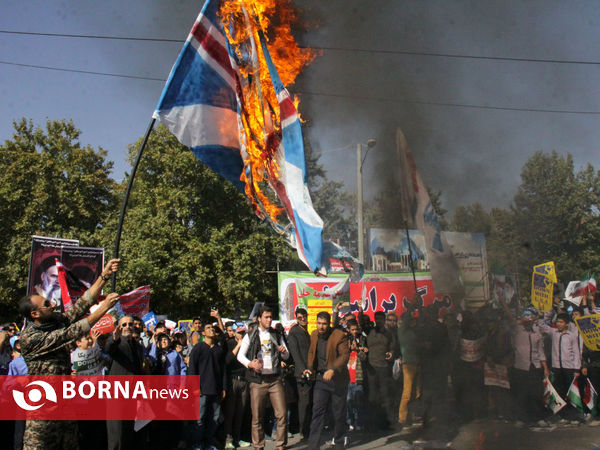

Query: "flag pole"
<box><xmin>112</xmin><ymin>117</ymin><xmax>156</xmax><ymax>291</ymax></box>
<box><xmin>404</xmin><ymin>220</ymin><xmax>418</xmax><ymax>292</ymax></box>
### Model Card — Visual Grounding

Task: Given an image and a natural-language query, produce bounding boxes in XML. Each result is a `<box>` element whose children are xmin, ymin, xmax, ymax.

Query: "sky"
<box><xmin>2</xmin><ymin>0</ymin><xmax>600</xmax><ymax>212</ymax></box>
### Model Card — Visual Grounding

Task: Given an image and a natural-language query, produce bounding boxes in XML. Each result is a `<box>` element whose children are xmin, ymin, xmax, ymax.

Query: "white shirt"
<box><xmin>237</xmin><ymin>327</ymin><xmax>289</xmax><ymax>375</ymax></box>
<box><xmin>71</xmin><ymin>344</ymin><xmax>105</xmax><ymax>375</ymax></box>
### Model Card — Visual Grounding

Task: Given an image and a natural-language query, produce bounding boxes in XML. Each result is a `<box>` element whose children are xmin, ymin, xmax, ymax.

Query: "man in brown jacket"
<box><xmin>304</xmin><ymin>311</ymin><xmax>350</xmax><ymax>449</ymax></box>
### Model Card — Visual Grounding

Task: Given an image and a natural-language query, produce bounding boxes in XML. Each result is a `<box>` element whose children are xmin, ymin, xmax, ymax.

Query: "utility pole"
<box><xmin>357</xmin><ymin>142</ymin><xmax>364</xmax><ymax>264</ymax></box>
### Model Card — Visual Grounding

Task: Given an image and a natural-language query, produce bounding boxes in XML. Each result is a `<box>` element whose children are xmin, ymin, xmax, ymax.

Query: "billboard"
<box><xmin>278</xmin><ymin>272</ymin><xmax>454</xmax><ymax>332</ymax></box>
<box><xmin>369</xmin><ymin>228</ymin><xmax>489</xmax><ymax>307</ymax></box>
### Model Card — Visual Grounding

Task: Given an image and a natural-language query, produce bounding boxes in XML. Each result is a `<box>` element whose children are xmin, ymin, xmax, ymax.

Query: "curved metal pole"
<box><xmin>112</xmin><ymin>118</ymin><xmax>156</xmax><ymax>291</ymax></box>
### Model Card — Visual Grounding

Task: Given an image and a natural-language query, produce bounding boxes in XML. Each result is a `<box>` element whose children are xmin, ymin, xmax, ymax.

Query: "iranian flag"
<box><xmin>583</xmin><ymin>378</ymin><xmax>598</xmax><ymax>414</ymax></box>
<box><xmin>585</xmin><ymin>273</ymin><xmax>597</xmax><ymax>295</ymax></box>
<box><xmin>567</xmin><ymin>378</ymin><xmax>584</xmax><ymax>413</ymax></box>
<box><xmin>565</xmin><ymin>274</ymin><xmax>597</xmax><ymax>306</ymax></box>
<box><xmin>543</xmin><ymin>378</ymin><xmax>566</xmax><ymax>414</ymax></box>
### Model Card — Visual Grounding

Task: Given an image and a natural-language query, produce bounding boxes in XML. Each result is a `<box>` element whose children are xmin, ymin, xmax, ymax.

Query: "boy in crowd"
<box><xmin>346</xmin><ymin>319</ymin><xmax>367</xmax><ymax>431</ymax></box>
<box><xmin>71</xmin><ymin>329</ymin><xmax>106</xmax><ymax>375</ymax></box>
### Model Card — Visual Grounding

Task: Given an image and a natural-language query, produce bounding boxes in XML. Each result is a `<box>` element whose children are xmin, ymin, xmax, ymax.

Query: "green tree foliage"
<box><xmin>0</xmin><ymin>119</ymin><xmax>116</xmax><ymax>319</ymax></box>
<box><xmin>450</xmin><ymin>151</ymin><xmax>600</xmax><ymax>299</ymax></box>
<box><xmin>98</xmin><ymin>125</ymin><xmax>301</xmax><ymax>319</ymax></box>
<box><xmin>450</xmin><ymin>202</ymin><xmax>492</xmax><ymax>235</ymax></box>
<box><xmin>509</xmin><ymin>151</ymin><xmax>600</xmax><ymax>284</ymax></box>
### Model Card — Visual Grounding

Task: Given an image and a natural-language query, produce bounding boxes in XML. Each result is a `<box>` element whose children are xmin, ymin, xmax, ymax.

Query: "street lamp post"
<box><xmin>357</xmin><ymin>138</ymin><xmax>376</xmax><ymax>264</ymax></box>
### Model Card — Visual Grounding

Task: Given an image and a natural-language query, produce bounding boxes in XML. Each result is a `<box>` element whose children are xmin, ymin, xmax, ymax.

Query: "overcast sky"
<box><xmin>2</xmin><ymin>0</ymin><xmax>600</xmax><ymax>212</ymax></box>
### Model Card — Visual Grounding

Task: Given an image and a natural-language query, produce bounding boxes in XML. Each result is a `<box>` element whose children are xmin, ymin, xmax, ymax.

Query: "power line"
<box><xmin>2</xmin><ymin>59</ymin><xmax>600</xmax><ymax>115</ymax></box>
<box><xmin>0</xmin><ymin>30</ymin><xmax>183</xmax><ymax>43</ymax></box>
<box><xmin>297</xmin><ymin>91</ymin><xmax>600</xmax><ymax>115</ymax></box>
<box><xmin>314</xmin><ymin>46</ymin><xmax>600</xmax><ymax>66</ymax></box>
<box><xmin>0</xmin><ymin>60</ymin><xmax>165</xmax><ymax>81</ymax></box>
<box><xmin>3</xmin><ymin>29</ymin><xmax>600</xmax><ymax>66</ymax></box>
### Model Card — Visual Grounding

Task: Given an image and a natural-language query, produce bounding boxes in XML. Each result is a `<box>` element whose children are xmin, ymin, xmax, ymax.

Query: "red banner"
<box><xmin>289</xmin><ymin>277</ymin><xmax>453</xmax><ymax>320</ymax></box>
<box><xmin>0</xmin><ymin>375</ymin><xmax>200</xmax><ymax>420</ymax></box>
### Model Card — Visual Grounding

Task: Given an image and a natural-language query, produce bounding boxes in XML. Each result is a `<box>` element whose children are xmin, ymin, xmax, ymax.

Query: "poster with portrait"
<box><xmin>27</xmin><ymin>235</ymin><xmax>79</xmax><ymax>303</ymax></box>
<box><xmin>60</xmin><ymin>246</ymin><xmax>104</xmax><ymax>302</ymax></box>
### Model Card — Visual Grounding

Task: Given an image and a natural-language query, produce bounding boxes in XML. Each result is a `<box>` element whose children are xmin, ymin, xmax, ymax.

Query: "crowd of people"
<box><xmin>2</xmin><ymin>259</ymin><xmax>600</xmax><ymax>449</ymax></box>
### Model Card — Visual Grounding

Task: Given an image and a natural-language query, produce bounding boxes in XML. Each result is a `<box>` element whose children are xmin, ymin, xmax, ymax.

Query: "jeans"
<box><xmin>346</xmin><ymin>382</ymin><xmax>364</xmax><ymax>428</ymax></box>
<box><xmin>194</xmin><ymin>394</ymin><xmax>222</xmax><ymax>449</ymax></box>
<box><xmin>308</xmin><ymin>379</ymin><xmax>347</xmax><ymax>450</ymax></box>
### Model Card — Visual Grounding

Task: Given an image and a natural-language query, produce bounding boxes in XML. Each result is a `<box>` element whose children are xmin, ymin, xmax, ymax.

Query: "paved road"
<box><xmin>261</xmin><ymin>420</ymin><xmax>600</xmax><ymax>449</ymax></box>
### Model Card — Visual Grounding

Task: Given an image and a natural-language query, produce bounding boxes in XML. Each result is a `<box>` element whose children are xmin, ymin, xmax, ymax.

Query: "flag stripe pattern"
<box><xmin>154</xmin><ymin>0</ymin><xmax>325</xmax><ymax>273</ymax></box>
<box><xmin>259</xmin><ymin>33</ymin><xmax>323</xmax><ymax>272</ymax></box>
<box><xmin>117</xmin><ymin>285</ymin><xmax>151</xmax><ymax>318</ymax></box>
<box><xmin>584</xmin><ymin>378</ymin><xmax>598</xmax><ymax>412</ymax></box>
<box><xmin>567</xmin><ymin>377</ymin><xmax>584</xmax><ymax>412</ymax></box>
<box><xmin>153</xmin><ymin>0</ymin><xmax>243</xmax><ymax>189</ymax></box>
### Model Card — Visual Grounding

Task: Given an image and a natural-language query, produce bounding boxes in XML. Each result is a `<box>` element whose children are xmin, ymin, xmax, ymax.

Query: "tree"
<box><xmin>452</xmin><ymin>151</ymin><xmax>600</xmax><ymax>300</ymax></box>
<box><xmin>0</xmin><ymin>119</ymin><xmax>116</xmax><ymax>320</ymax></box>
<box><xmin>509</xmin><ymin>151</ymin><xmax>600</xmax><ymax>284</ymax></box>
<box><xmin>450</xmin><ymin>202</ymin><xmax>492</xmax><ymax>236</ymax></box>
<box><xmin>98</xmin><ymin>124</ymin><xmax>301</xmax><ymax>318</ymax></box>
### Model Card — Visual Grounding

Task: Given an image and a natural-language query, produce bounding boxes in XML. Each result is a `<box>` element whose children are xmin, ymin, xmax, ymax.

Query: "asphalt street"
<box><xmin>262</xmin><ymin>419</ymin><xmax>600</xmax><ymax>449</ymax></box>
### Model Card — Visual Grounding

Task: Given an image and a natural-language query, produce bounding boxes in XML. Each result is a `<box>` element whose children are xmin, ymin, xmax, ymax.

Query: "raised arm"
<box><xmin>65</xmin><ymin>259</ymin><xmax>120</xmax><ymax>324</ymax></box>
<box><xmin>21</xmin><ymin>295</ymin><xmax>119</xmax><ymax>360</ymax></box>
<box><xmin>210</xmin><ymin>309</ymin><xmax>224</xmax><ymax>332</ymax></box>
<box><xmin>236</xmin><ymin>334</ymin><xmax>252</xmax><ymax>368</ymax></box>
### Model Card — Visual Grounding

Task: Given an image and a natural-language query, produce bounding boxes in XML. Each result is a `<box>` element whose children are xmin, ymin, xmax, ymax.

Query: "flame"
<box><xmin>218</xmin><ymin>0</ymin><xmax>317</xmax><ymax>222</ymax></box>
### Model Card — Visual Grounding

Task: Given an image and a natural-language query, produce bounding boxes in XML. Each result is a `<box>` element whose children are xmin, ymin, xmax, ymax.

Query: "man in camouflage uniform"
<box><xmin>19</xmin><ymin>258</ymin><xmax>121</xmax><ymax>450</ymax></box>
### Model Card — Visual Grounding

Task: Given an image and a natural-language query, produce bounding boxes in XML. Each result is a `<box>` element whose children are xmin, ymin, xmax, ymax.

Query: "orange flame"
<box><xmin>218</xmin><ymin>0</ymin><xmax>317</xmax><ymax>222</ymax></box>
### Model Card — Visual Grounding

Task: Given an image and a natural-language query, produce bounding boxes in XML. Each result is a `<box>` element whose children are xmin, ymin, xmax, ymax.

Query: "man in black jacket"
<box><xmin>189</xmin><ymin>322</ymin><xmax>227</xmax><ymax>450</ymax></box>
<box><xmin>106</xmin><ymin>315</ymin><xmax>146</xmax><ymax>450</ymax></box>
<box><xmin>366</xmin><ymin>311</ymin><xmax>395</xmax><ymax>428</ymax></box>
<box><xmin>287</xmin><ymin>308</ymin><xmax>312</xmax><ymax>439</ymax></box>
<box><xmin>223</xmin><ymin>321</ymin><xmax>250</xmax><ymax>448</ymax></box>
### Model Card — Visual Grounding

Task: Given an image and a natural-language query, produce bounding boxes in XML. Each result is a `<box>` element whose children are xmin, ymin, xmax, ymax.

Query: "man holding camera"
<box><xmin>304</xmin><ymin>311</ymin><xmax>350</xmax><ymax>450</ymax></box>
<box><xmin>237</xmin><ymin>306</ymin><xmax>289</xmax><ymax>450</ymax></box>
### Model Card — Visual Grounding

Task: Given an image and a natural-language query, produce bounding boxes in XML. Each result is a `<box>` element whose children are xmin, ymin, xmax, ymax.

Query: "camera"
<box><xmin>302</xmin><ymin>371</ymin><xmax>312</xmax><ymax>381</ymax></box>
